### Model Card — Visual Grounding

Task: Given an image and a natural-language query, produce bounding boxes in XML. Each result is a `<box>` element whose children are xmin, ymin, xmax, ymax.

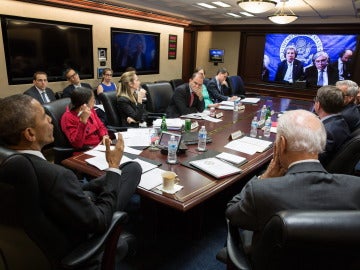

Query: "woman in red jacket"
<box><xmin>61</xmin><ymin>87</ymin><xmax>109</xmax><ymax>148</ymax></box>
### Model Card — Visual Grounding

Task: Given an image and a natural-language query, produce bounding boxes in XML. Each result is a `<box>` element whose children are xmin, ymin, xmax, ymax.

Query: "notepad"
<box><xmin>216</xmin><ymin>152</ymin><xmax>247</xmax><ymax>166</ymax></box>
<box><xmin>189</xmin><ymin>157</ymin><xmax>242</xmax><ymax>179</ymax></box>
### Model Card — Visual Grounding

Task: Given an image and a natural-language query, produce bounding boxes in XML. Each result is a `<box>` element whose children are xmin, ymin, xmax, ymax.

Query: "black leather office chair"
<box><xmin>143</xmin><ymin>82</ymin><xmax>173</xmax><ymax>114</ymax></box>
<box><xmin>97</xmin><ymin>92</ymin><xmax>128</xmax><ymax>132</ymax></box>
<box><xmin>0</xmin><ymin>146</ymin><xmax>128</xmax><ymax>270</ymax></box>
<box><xmin>218</xmin><ymin>210</ymin><xmax>360</xmax><ymax>270</ymax></box>
<box><xmin>169</xmin><ymin>78</ymin><xmax>184</xmax><ymax>91</ymax></box>
<box><xmin>228</xmin><ymin>75</ymin><xmax>246</xmax><ymax>98</ymax></box>
<box><xmin>55</xmin><ymin>91</ymin><xmax>64</xmax><ymax>100</ymax></box>
<box><xmin>43</xmin><ymin>98</ymin><xmax>80</xmax><ymax>164</ymax></box>
<box><xmin>325</xmin><ymin>134</ymin><xmax>360</xmax><ymax>175</ymax></box>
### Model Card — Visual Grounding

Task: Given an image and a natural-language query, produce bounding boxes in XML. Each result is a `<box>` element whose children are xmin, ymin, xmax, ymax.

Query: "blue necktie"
<box><xmin>318</xmin><ymin>70</ymin><xmax>324</xmax><ymax>86</ymax></box>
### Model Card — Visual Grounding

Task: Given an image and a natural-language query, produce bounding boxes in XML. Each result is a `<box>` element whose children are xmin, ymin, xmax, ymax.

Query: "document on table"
<box><xmin>91</xmin><ymin>144</ymin><xmax>142</xmax><ymax>155</ymax></box>
<box><xmin>224</xmin><ymin>136</ymin><xmax>272</xmax><ymax>155</ymax></box>
<box><xmin>120</xmin><ymin>128</ymin><xmax>151</xmax><ymax>147</ymax></box>
<box><xmin>218</xmin><ymin>105</ymin><xmax>235</xmax><ymax>111</ymax></box>
<box><xmin>241</xmin><ymin>97</ymin><xmax>260</xmax><ymax>104</ymax></box>
<box><xmin>216</xmin><ymin>152</ymin><xmax>247</xmax><ymax>166</ymax></box>
<box><xmin>139</xmin><ymin>167</ymin><xmax>165</xmax><ymax>190</ymax></box>
<box><xmin>153</xmin><ymin>118</ymin><xmax>184</xmax><ymax>130</ymax></box>
<box><xmin>189</xmin><ymin>157</ymin><xmax>242</xmax><ymax>179</ymax></box>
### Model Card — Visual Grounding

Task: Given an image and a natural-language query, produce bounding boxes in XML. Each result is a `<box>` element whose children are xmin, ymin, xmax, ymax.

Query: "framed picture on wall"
<box><xmin>98</xmin><ymin>48</ymin><xmax>107</xmax><ymax>61</ymax></box>
<box><xmin>97</xmin><ymin>67</ymin><xmax>106</xmax><ymax>79</ymax></box>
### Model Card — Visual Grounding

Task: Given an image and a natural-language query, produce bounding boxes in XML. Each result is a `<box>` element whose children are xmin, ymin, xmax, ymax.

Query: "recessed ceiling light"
<box><xmin>212</xmin><ymin>1</ymin><xmax>231</xmax><ymax>8</ymax></box>
<box><xmin>240</xmin><ymin>11</ymin><xmax>254</xmax><ymax>16</ymax></box>
<box><xmin>226</xmin><ymin>12</ymin><xmax>241</xmax><ymax>17</ymax></box>
<box><xmin>196</xmin><ymin>3</ymin><xmax>217</xmax><ymax>9</ymax></box>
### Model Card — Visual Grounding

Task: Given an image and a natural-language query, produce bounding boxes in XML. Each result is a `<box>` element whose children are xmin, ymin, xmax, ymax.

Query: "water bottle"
<box><xmin>160</xmin><ymin>115</ymin><xmax>167</xmax><ymax>132</ymax></box>
<box><xmin>260</xmin><ymin>105</ymin><xmax>266</xmax><ymax>121</ymax></box>
<box><xmin>250</xmin><ymin>116</ymin><xmax>258</xmax><ymax>137</ymax></box>
<box><xmin>264</xmin><ymin>118</ymin><xmax>271</xmax><ymax>138</ymax></box>
<box><xmin>233</xmin><ymin>100</ymin><xmax>239</xmax><ymax>112</ymax></box>
<box><xmin>167</xmin><ymin>135</ymin><xmax>177</xmax><ymax>164</ymax></box>
<box><xmin>198</xmin><ymin>126</ymin><xmax>207</xmax><ymax>151</ymax></box>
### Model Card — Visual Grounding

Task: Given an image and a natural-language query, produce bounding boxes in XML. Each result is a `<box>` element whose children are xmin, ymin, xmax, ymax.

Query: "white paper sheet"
<box><xmin>139</xmin><ymin>168</ymin><xmax>165</xmax><ymax>190</ymax></box>
<box><xmin>241</xmin><ymin>97</ymin><xmax>260</xmax><ymax>104</ymax></box>
<box><xmin>224</xmin><ymin>136</ymin><xmax>272</xmax><ymax>155</ymax></box>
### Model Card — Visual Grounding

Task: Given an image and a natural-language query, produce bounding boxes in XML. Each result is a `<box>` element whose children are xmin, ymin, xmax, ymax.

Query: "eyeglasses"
<box><xmin>67</xmin><ymin>72</ymin><xmax>78</xmax><ymax>80</ymax></box>
<box><xmin>104</xmin><ymin>73</ymin><xmax>113</xmax><ymax>76</ymax></box>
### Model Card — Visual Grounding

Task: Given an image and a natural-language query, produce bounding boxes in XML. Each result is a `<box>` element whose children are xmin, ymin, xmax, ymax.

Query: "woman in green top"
<box><xmin>195</xmin><ymin>67</ymin><xmax>219</xmax><ymax>109</ymax></box>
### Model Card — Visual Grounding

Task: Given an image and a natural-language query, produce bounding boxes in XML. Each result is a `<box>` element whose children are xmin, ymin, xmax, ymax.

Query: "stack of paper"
<box><xmin>224</xmin><ymin>136</ymin><xmax>272</xmax><ymax>155</ymax></box>
<box><xmin>216</xmin><ymin>152</ymin><xmax>247</xmax><ymax>166</ymax></box>
<box><xmin>241</xmin><ymin>97</ymin><xmax>260</xmax><ymax>104</ymax></box>
<box><xmin>153</xmin><ymin>118</ymin><xmax>184</xmax><ymax>130</ymax></box>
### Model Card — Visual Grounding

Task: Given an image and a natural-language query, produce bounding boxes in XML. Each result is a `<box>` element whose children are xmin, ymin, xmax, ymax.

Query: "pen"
<box><xmin>77</xmin><ymin>110</ymin><xmax>83</xmax><ymax>117</ymax></box>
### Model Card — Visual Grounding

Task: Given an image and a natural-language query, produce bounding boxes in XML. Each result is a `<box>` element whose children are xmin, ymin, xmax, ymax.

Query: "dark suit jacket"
<box><xmin>275</xmin><ymin>59</ymin><xmax>304</xmax><ymax>83</ymax></box>
<box><xmin>330</xmin><ymin>59</ymin><xmax>352</xmax><ymax>80</ymax></box>
<box><xmin>226</xmin><ymin>161</ymin><xmax>360</xmax><ymax>249</ymax></box>
<box><xmin>206</xmin><ymin>77</ymin><xmax>230</xmax><ymax>103</ymax></box>
<box><xmin>62</xmin><ymin>83</ymin><xmax>92</xmax><ymax>98</ymax></box>
<box><xmin>304</xmin><ymin>65</ymin><xmax>339</xmax><ymax>87</ymax></box>
<box><xmin>341</xmin><ymin>103</ymin><xmax>360</xmax><ymax>132</ymax></box>
<box><xmin>23</xmin><ymin>153</ymin><xmax>120</xmax><ymax>259</ymax></box>
<box><xmin>116</xmin><ymin>96</ymin><xmax>146</xmax><ymax>127</ymax></box>
<box><xmin>24</xmin><ymin>86</ymin><xmax>56</xmax><ymax>104</ymax></box>
<box><xmin>166</xmin><ymin>83</ymin><xmax>205</xmax><ymax>118</ymax></box>
<box><xmin>319</xmin><ymin>114</ymin><xmax>351</xmax><ymax>166</ymax></box>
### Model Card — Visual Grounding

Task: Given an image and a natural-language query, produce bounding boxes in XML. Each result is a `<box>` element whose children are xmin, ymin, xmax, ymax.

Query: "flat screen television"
<box><xmin>111</xmin><ymin>28</ymin><xmax>160</xmax><ymax>76</ymax></box>
<box><xmin>262</xmin><ymin>33</ymin><xmax>358</xmax><ymax>87</ymax></box>
<box><xmin>1</xmin><ymin>15</ymin><xmax>94</xmax><ymax>85</ymax></box>
<box><xmin>209</xmin><ymin>49</ymin><xmax>224</xmax><ymax>63</ymax></box>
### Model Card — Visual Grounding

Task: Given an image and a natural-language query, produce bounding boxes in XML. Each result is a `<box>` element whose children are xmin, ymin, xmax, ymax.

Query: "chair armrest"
<box><xmin>61</xmin><ymin>211</ymin><xmax>128</xmax><ymax>268</ymax></box>
<box><xmin>226</xmin><ymin>219</ymin><xmax>252</xmax><ymax>270</ymax></box>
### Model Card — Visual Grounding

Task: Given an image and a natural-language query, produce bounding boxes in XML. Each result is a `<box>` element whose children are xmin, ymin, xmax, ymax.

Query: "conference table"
<box><xmin>62</xmin><ymin>96</ymin><xmax>313</xmax><ymax>213</ymax></box>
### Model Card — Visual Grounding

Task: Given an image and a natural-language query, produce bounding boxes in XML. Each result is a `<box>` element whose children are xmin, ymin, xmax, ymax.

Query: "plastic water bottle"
<box><xmin>264</xmin><ymin>118</ymin><xmax>271</xmax><ymax>138</ymax></box>
<box><xmin>198</xmin><ymin>126</ymin><xmax>207</xmax><ymax>151</ymax></box>
<box><xmin>250</xmin><ymin>116</ymin><xmax>258</xmax><ymax>137</ymax></box>
<box><xmin>260</xmin><ymin>105</ymin><xmax>267</xmax><ymax>121</ymax></box>
<box><xmin>167</xmin><ymin>135</ymin><xmax>177</xmax><ymax>164</ymax></box>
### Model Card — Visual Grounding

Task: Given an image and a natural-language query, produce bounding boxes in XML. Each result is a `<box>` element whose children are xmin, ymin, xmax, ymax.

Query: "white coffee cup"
<box><xmin>161</xmin><ymin>171</ymin><xmax>178</xmax><ymax>192</ymax></box>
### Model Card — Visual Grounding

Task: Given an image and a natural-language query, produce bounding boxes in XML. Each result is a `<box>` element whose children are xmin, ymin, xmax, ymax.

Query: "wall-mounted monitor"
<box><xmin>111</xmin><ymin>28</ymin><xmax>160</xmax><ymax>76</ymax></box>
<box><xmin>262</xmin><ymin>34</ymin><xmax>358</xmax><ymax>88</ymax></box>
<box><xmin>1</xmin><ymin>15</ymin><xmax>94</xmax><ymax>85</ymax></box>
<box><xmin>209</xmin><ymin>49</ymin><xmax>224</xmax><ymax>63</ymax></box>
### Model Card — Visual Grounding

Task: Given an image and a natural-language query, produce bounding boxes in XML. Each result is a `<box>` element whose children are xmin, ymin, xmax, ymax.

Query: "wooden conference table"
<box><xmin>62</xmin><ymin>97</ymin><xmax>313</xmax><ymax>212</ymax></box>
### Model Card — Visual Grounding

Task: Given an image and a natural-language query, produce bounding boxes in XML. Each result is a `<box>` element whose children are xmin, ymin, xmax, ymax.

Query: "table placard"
<box><xmin>215</xmin><ymin>112</ymin><xmax>223</xmax><ymax>118</ymax></box>
<box><xmin>230</xmin><ymin>130</ymin><xmax>242</xmax><ymax>140</ymax></box>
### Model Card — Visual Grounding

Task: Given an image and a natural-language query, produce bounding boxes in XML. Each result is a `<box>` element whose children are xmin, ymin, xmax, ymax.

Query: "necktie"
<box><xmin>189</xmin><ymin>91</ymin><xmax>194</xmax><ymax>107</ymax></box>
<box><xmin>41</xmin><ymin>91</ymin><xmax>48</xmax><ymax>103</ymax></box>
<box><xmin>318</xmin><ymin>70</ymin><xmax>324</xmax><ymax>86</ymax></box>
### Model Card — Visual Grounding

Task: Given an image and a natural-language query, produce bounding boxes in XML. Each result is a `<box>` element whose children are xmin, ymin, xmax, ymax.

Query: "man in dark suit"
<box><xmin>63</xmin><ymin>68</ymin><xmax>92</xmax><ymax>98</ymax></box>
<box><xmin>0</xmin><ymin>94</ymin><xmax>141</xmax><ymax>265</ymax></box>
<box><xmin>24</xmin><ymin>71</ymin><xmax>56</xmax><ymax>104</ymax></box>
<box><xmin>226</xmin><ymin>109</ymin><xmax>360</xmax><ymax>257</ymax></box>
<box><xmin>336</xmin><ymin>79</ymin><xmax>360</xmax><ymax>132</ymax></box>
<box><xmin>331</xmin><ymin>49</ymin><xmax>353</xmax><ymax>80</ymax></box>
<box><xmin>314</xmin><ymin>85</ymin><xmax>351</xmax><ymax>166</ymax></box>
<box><xmin>207</xmin><ymin>67</ymin><xmax>238</xmax><ymax>103</ymax></box>
<box><xmin>304</xmin><ymin>51</ymin><xmax>339</xmax><ymax>87</ymax></box>
<box><xmin>166</xmin><ymin>72</ymin><xmax>205</xmax><ymax>118</ymax></box>
<box><xmin>274</xmin><ymin>45</ymin><xmax>304</xmax><ymax>83</ymax></box>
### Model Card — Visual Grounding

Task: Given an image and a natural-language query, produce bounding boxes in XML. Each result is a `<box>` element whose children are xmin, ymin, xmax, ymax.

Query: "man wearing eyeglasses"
<box><xmin>63</xmin><ymin>68</ymin><xmax>92</xmax><ymax>98</ymax></box>
<box><xmin>166</xmin><ymin>72</ymin><xmax>205</xmax><ymax>118</ymax></box>
<box><xmin>304</xmin><ymin>51</ymin><xmax>339</xmax><ymax>88</ymax></box>
<box><xmin>24</xmin><ymin>71</ymin><xmax>56</xmax><ymax>104</ymax></box>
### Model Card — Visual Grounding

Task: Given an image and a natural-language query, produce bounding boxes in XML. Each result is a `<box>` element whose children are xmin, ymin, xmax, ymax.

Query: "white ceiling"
<box><xmin>95</xmin><ymin>0</ymin><xmax>360</xmax><ymax>25</ymax></box>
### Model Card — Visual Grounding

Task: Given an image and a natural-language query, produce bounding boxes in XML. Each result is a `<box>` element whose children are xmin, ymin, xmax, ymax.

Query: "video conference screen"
<box><xmin>262</xmin><ymin>34</ymin><xmax>358</xmax><ymax>88</ymax></box>
<box><xmin>111</xmin><ymin>28</ymin><xmax>160</xmax><ymax>76</ymax></box>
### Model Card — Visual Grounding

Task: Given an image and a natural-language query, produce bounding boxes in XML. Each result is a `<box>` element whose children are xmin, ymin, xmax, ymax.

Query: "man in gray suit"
<box><xmin>226</xmin><ymin>109</ymin><xmax>360</xmax><ymax>254</ymax></box>
<box><xmin>24</xmin><ymin>71</ymin><xmax>56</xmax><ymax>104</ymax></box>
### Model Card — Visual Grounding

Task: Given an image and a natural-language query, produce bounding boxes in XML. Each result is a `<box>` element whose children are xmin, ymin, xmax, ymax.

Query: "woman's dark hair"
<box><xmin>69</xmin><ymin>87</ymin><xmax>93</xmax><ymax>110</ymax></box>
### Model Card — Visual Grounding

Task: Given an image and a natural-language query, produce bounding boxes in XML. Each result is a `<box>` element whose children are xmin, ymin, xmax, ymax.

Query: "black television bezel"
<box><xmin>1</xmin><ymin>15</ymin><xmax>94</xmax><ymax>85</ymax></box>
<box><xmin>110</xmin><ymin>27</ymin><xmax>160</xmax><ymax>76</ymax></box>
<box><xmin>209</xmin><ymin>48</ymin><xmax>224</xmax><ymax>63</ymax></box>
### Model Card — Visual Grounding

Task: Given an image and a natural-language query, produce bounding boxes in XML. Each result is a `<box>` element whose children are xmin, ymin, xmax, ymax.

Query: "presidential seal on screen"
<box><xmin>279</xmin><ymin>35</ymin><xmax>323</xmax><ymax>69</ymax></box>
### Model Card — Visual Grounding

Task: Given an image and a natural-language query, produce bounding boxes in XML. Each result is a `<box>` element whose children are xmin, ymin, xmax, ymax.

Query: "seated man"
<box><xmin>24</xmin><ymin>71</ymin><xmax>56</xmax><ymax>104</ymax></box>
<box><xmin>166</xmin><ymin>72</ymin><xmax>205</xmax><ymax>118</ymax></box>
<box><xmin>207</xmin><ymin>67</ymin><xmax>238</xmax><ymax>103</ymax></box>
<box><xmin>336</xmin><ymin>80</ymin><xmax>360</xmax><ymax>132</ymax></box>
<box><xmin>63</xmin><ymin>68</ymin><xmax>92</xmax><ymax>98</ymax></box>
<box><xmin>274</xmin><ymin>45</ymin><xmax>304</xmax><ymax>84</ymax></box>
<box><xmin>0</xmin><ymin>94</ymin><xmax>141</xmax><ymax>266</ymax></box>
<box><xmin>314</xmin><ymin>85</ymin><xmax>351</xmax><ymax>166</ymax></box>
<box><xmin>226</xmin><ymin>109</ymin><xmax>360</xmax><ymax>259</ymax></box>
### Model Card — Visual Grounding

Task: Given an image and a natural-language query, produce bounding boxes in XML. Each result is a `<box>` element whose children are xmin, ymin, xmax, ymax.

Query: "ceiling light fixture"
<box><xmin>212</xmin><ymin>1</ymin><xmax>231</xmax><ymax>7</ymax></box>
<box><xmin>197</xmin><ymin>3</ymin><xmax>217</xmax><ymax>9</ymax></box>
<box><xmin>237</xmin><ymin>0</ymin><xmax>277</xmax><ymax>14</ymax></box>
<box><xmin>268</xmin><ymin>0</ymin><xmax>298</xmax><ymax>24</ymax></box>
